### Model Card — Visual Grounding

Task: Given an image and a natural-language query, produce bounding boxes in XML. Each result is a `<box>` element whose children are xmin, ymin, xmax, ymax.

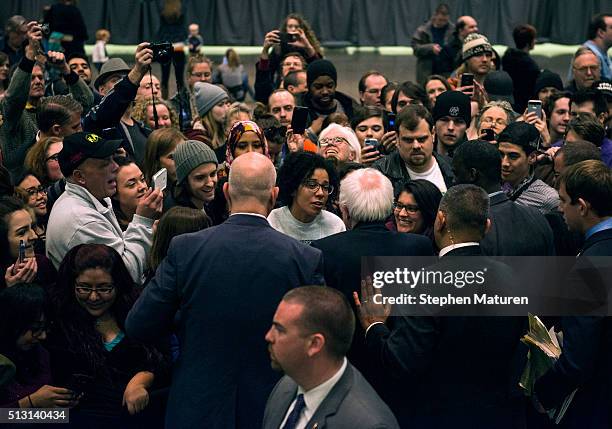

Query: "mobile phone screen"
<box><xmin>291</xmin><ymin>107</ymin><xmax>309</xmax><ymax>135</ymax></box>
<box><xmin>153</xmin><ymin>168</ymin><xmax>168</xmax><ymax>191</ymax></box>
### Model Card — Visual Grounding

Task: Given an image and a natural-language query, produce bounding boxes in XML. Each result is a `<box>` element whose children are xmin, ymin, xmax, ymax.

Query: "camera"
<box><xmin>39</xmin><ymin>23</ymin><xmax>51</xmax><ymax>37</ymax></box>
<box><xmin>150</xmin><ymin>42</ymin><xmax>173</xmax><ymax>64</ymax></box>
<box><xmin>279</xmin><ymin>32</ymin><xmax>298</xmax><ymax>45</ymax></box>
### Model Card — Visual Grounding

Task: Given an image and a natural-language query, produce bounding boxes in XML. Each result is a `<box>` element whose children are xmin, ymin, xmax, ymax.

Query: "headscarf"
<box><xmin>225</xmin><ymin>120</ymin><xmax>269</xmax><ymax>166</ymax></box>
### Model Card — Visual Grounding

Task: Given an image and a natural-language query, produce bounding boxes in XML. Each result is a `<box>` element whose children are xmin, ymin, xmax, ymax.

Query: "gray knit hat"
<box><xmin>194</xmin><ymin>82</ymin><xmax>228</xmax><ymax>117</ymax></box>
<box><xmin>174</xmin><ymin>140</ymin><xmax>218</xmax><ymax>184</ymax></box>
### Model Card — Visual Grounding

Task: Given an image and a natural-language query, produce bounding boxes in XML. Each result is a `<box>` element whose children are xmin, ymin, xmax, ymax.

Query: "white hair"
<box><xmin>339</xmin><ymin>168</ymin><xmax>393</xmax><ymax>223</ymax></box>
<box><xmin>318</xmin><ymin>123</ymin><xmax>361</xmax><ymax>163</ymax></box>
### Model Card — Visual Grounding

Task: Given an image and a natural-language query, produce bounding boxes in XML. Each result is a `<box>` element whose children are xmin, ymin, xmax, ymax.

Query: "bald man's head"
<box><xmin>227</xmin><ymin>152</ymin><xmax>278</xmax><ymax>210</ymax></box>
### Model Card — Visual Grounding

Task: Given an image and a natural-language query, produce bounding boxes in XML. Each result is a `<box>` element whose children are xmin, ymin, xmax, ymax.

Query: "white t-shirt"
<box><xmin>405</xmin><ymin>158</ymin><xmax>447</xmax><ymax>193</ymax></box>
<box><xmin>267</xmin><ymin>206</ymin><xmax>346</xmax><ymax>244</ymax></box>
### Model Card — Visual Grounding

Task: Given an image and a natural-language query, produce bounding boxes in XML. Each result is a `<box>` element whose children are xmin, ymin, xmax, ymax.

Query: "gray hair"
<box><xmin>339</xmin><ymin>168</ymin><xmax>393</xmax><ymax>224</ymax></box>
<box><xmin>476</xmin><ymin>100</ymin><xmax>517</xmax><ymax>129</ymax></box>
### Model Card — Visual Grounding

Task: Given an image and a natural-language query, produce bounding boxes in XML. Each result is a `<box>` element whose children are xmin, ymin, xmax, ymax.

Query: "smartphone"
<box><xmin>481</xmin><ymin>128</ymin><xmax>496</xmax><ymax>142</ymax></box>
<box><xmin>385</xmin><ymin>112</ymin><xmax>396</xmax><ymax>132</ymax></box>
<box><xmin>279</xmin><ymin>32</ymin><xmax>298</xmax><ymax>45</ymax></box>
<box><xmin>18</xmin><ymin>240</ymin><xmax>25</xmax><ymax>264</ymax></box>
<box><xmin>527</xmin><ymin>100</ymin><xmax>542</xmax><ymax>119</ymax></box>
<box><xmin>152</xmin><ymin>168</ymin><xmax>168</xmax><ymax>191</ymax></box>
<box><xmin>364</xmin><ymin>138</ymin><xmax>380</xmax><ymax>150</ymax></box>
<box><xmin>291</xmin><ymin>106</ymin><xmax>309</xmax><ymax>135</ymax></box>
<box><xmin>460</xmin><ymin>73</ymin><xmax>474</xmax><ymax>89</ymax></box>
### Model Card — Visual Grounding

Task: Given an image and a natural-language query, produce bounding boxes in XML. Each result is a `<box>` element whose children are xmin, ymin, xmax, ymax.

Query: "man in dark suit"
<box><xmin>311</xmin><ymin>168</ymin><xmax>434</xmax><ymax>388</ymax></box>
<box><xmin>125</xmin><ymin>153</ymin><xmax>325</xmax><ymax>429</ymax></box>
<box><xmin>263</xmin><ymin>286</ymin><xmax>399</xmax><ymax>429</ymax></box>
<box><xmin>453</xmin><ymin>139</ymin><xmax>555</xmax><ymax>256</ymax></box>
<box><xmin>356</xmin><ymin>185</ymin><xmax>527</xmax><ymax>428</ymax></box>
<box><xmin>535</xmin><ymin>160</ymin><xmax>612</xmax><ymax>428</ymax></box>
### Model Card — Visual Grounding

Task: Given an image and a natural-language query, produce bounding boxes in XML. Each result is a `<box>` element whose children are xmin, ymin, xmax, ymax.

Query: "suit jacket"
<box><xmin>311</xmin><ymin>222</ymin><xmax>434</xmax><ymax>402</ymax></box>
<box><xmin>262</xmin><ymin>363</ymin><xmax>399</xmax><ymax>429</ymax></box>
<box><xmin>481</xmin><ymin>192</ymin><xmax>555</xmax><ymax>256</ymax></box>
<box><xmin>365</xmin><ymin>245</ymin><xmax>527</xmax><ymax>429</ymax></box>
<box><xmin>535</xmin><ymin>228</ymin><xmax>612</xmax><ymax>428</ymax></box>
<box><xmin>126</xmin><ymin>214</ymin><xmax>325</xmax><ymax>429</ymax></box>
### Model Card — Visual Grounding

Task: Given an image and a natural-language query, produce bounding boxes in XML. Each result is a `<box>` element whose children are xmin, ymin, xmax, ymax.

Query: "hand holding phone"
<box><xmin>527</xmin><ymin>100</ymin><xmax>543</xmax><ymax>120</ymax></box>
<box><xmin>152</xmin><ymin>168</ymin><xmax>168</xmax><ymax>192</ymax></box>
<box><xmin>291</xmin><ymin>106</ymin><xmax>309</xmax><ymax>135</ymax></box>
<box><xmin>460</xmin><ymin>73</ymin><xmax>475</xmax><ymax>96</ymax></box>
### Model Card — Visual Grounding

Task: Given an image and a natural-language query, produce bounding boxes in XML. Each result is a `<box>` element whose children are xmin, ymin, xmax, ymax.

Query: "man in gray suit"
<box><xmin>263</xmin><ymin>286</ymin><xmax>399</xmax><ymax>429</ymax></box>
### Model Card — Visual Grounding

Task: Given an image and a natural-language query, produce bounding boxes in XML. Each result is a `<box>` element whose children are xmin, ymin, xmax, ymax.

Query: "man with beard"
<box><xmin>1</xmin><ymin>21</ymin><xmax>93</xmax><ymax>180</ymax></box>
<box><xmin>373</xmin><ymin>104</ymin><xmax>454</xmax><ymax>194</ymax></box>
<box><xmin>432</xmin><ymin>90</ymin><xmax>471</xmax><ymax>157</ymax></box>
<box><xmin>68</xmin><ymin>53</ymin><xmax>103</xmax><ymax>104</ymax></box>
<box><xmin>268</xmin><ymin>88</ymin><xmax>318</xmax><ymax>153</ymax></box>
<box><xmin>302</xmin><ymin>59</ymin><xmax>359</xmax><ymax>136</ymax></box>
<box><xmin>459</xmin><ymin>33</ymin><xmax>494</xmax><ymax>85</ymax></box>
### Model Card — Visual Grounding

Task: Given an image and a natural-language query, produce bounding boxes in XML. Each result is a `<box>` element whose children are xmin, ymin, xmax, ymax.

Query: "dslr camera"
<box><xmin>39</xmin><ymin>23</ymin><xmax>51</xmax><ymax>37</ymax></box>
<box><xmin>150</xmin><ymin>42</ymin><xmax>173</xmax><ymax>64</ymax></box>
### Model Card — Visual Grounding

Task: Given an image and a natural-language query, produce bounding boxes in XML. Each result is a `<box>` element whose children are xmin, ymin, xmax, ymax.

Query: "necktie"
<box><xmin>282</xmin><ymin>393</ymin><xmax>306</xmax><ymax>429</ymax></box>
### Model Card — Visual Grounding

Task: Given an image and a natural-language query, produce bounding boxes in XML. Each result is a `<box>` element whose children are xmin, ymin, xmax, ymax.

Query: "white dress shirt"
<box><xmin>438</xmin><ymin>242</ymin><xmax>480</xmax><ymax>258</ymax></box>
<box><xmin>279</xmin><ymin>358</ymin><xmax>348</xmax><ymax>429</ymax></box>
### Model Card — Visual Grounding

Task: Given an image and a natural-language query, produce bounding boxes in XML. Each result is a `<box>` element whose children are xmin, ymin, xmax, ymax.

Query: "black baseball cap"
<box><xmin>58</xmin><ymin>132</ymin><xmax>123</xmax><ymax>176</ymax></box>
<box><xmin>497</xmin><ymin>122</ymin><xmax>540</xmax><ymax>155</ymax></box>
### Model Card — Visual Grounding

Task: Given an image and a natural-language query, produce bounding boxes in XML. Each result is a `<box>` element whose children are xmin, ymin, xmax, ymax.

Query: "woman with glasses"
<box><xmin>388</xmin><ymin>180</ymin><xmax>442</xmax><ymax>246</ymax></box>
<box><xmin>15</xmin><ymin>172</ymin><xmax>48</xmax><ymax>252</ymax></box>
<box><xmin>268</xmin><ymin>151</ymin><xmax>345</xmax><ymax>244</ymax></box>
<box><xmin>470</xmin><ymin>101</ymin><xmax>517</xmax><ymax>142</ymax></box>
<box><xmin>46</xmin><ymin>244</ymin><xmax>169</xmax><ymax>427</ymax></box>
<box><xmin>0</xmin><ymin>284</ymin><xmax>81</xmax><ymax>409</ymax></box>
<box><xmin>0</xmin><ymin>196</ymin><xmax>56</xmax><ymax>289</ymax></box>
<box><xmin>24</xmin><ymin>137</ymin><xmax>64</xmax><ymax>187</ymax></box>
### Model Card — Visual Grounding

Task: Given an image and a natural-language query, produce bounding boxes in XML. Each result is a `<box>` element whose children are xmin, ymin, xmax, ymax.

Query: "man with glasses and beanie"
<box><xmin>46</xmin><ymin>132</ymin><xmax>163</xmax><ymax>283</ymax></box>
<box><xmin>498</xmin><ymin>122</ymin><xmax>559</xmax><ymax>214</ymax></box>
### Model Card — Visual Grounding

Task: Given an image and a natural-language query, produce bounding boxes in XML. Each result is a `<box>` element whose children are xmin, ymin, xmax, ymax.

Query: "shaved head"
<box><xmin>228</xmin><ymin>152</ymin><xmax>277</xmax><ymax>206</ymax></box>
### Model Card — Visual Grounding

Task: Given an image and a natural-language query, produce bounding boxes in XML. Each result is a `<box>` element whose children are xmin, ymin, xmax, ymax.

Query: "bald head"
<box><xmin>457</xmin><ymin>16</ymin><xmax>479</xmax><ymax>39</ymax></box>
<box><xmin>227</xmin><ymin>152</ymin><xmax>277</xmax><ymax>210</ymax></box>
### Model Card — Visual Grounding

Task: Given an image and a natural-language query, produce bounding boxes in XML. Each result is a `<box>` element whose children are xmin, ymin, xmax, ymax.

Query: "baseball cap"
<box><xmin>58</xmin><ymin>132</ymin><xmax>123</xmax><ymax>176</ymax></box>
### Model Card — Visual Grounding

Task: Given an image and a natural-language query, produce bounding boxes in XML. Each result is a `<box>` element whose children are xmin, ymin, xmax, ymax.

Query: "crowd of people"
<box><xmin>0</xmin><ymin>1</ymin><xmax>611</xmax><ymax>428</ymax></box>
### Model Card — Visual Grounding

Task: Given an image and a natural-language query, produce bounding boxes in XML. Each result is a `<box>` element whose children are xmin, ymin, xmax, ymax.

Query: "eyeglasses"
<box><xmin>319</xmin><ymin>137</ymin><xmax>349</xmax><ymax>147</ymax></box>
<box><xmin>573</xmin><ymin>65</ymin><xmax>599</xmax><ymax>74</ymax></box>
<box><xmin>75</xmin><ymin>283</ymin><xmax>115</xmax><ymax>297</ymax></box>
<box><xmin>45</xmin><ymin>153</ymin><xmax>59</xmax><ymax>163</ymax></box>
<box><xmin>24</xmin><ymin>186</ymin><xmax>46</xmax><ymax>197</ymax></box>
<box><xmin>393</xmin><ymin>202</ymin><xmax>420</xmax><ymax>214</ymax></box>
<box><xmin>480</xmin><ymin>117</ymin><xmax>507</xmax><ymax>127</ymax></box>
<box><xmin>302</xmin><ymin>179</ymin><xmax>334</xmax><ymax>195</ymax></box>
<box><xmin>263</xmin><ymin>126</ymin><xmax>287</xmax><ymax>141</ymax></box>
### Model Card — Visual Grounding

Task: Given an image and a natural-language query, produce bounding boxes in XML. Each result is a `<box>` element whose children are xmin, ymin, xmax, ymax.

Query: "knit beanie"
<box><xmin>534</xmin><ymin>70</ymin><xmax>563</xmax><ymax>95</ymax></box>
<box><xmin>462</xmin><ymin>33</ymin><xmax>493</xmax><ymax>61</ymax></box>
<box><xmin>174</xmin><ymin>139</ymin><xmax>218</xmax><ymax>184</ymax></box>
<box><xmin>432</xmin><ymin>91</ymin><xmax>471</xmax><ymax>125</ymax></box>
<box><xmin>484</xmin><ymin>71</ymin><xmax>515</xmax><ymax>105</ymax></box>
<box><xmin>307</xmin><ymin>59</ymin><xmax>338</xmax><ymax>87</ymax></box>
<box><xmin>194</xmin><ymin>82</ymin><xmax>228</xmax><ymax>117</ymax></box>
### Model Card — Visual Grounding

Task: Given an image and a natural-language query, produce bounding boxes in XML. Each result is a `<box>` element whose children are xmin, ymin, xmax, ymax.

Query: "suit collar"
<box><xmin>352</xmin><ymin>221</ymin><xmax>388</xmax><ymax>231</ymax></box>
<box><xmin>489</xmin><ymin>191</ymin><xmax>509</xmax><ymax>206</ymax></box>
<box><xmin>305</xmin><ymin>364</ymin><xmax>354</xmax><ymax>428</ymax></box>
<box><xmin>225</xmin><ymin>213</ymin><xmax>270</xmax><ymax>227</ymax></box>
<box><xmin>581</xmin><ymin>228</ymin><xmax>612</xmax><ymax>253</ymax></box>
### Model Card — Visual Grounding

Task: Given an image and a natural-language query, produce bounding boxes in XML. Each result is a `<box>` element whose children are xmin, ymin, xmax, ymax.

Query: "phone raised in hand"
<box><xmin>481</xmin><ymin>128</ymin><xmax>496</xmax><ymax>142</ymax></box>
<box><xmin>385</xmin><ymin>111</ymin><xmax>396</xmax><ymax>132</ymax></box>
<box><xmin>460</xmin><ymin>73</ymin><xmax>474</xmax><ymax>89</ymax></box>
<box><xmin>291</xmin><ymin>106</ymin><xmax>309</xmax><ymax>135</ymax></box>
<box><xmin>527</xmin><ymin>100</ymin><xmax>543</xmax><ymax>119</ymax></box>
<box><xmin>279</xmin><ymin>32</ymin><xmax>299</xmax><ymax>45</ymax></box>
<box><xmin>152</xmin><ymin>168</ymin><xmax>168</xmax><ymax>192</ymax></box>
<box><xmin>364</xmin><ymin>138</ymin><xmax>380</xmax><ymax>150</ymax></box>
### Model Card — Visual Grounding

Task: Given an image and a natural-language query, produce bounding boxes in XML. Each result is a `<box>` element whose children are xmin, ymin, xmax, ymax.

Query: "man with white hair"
<box><xmin>318</xmin><ymin>123</ymin><xmax>362</xmax><ymax>167</ymax></box>
<box><xmin>126</xmin><ymin>152</ymin><xmax>325</xmax><ymax>429</ymax></box>
<box><xmin>311</xmin><ymin>168</ymin><xmax>433</xmax><ymax>398</ymax></box>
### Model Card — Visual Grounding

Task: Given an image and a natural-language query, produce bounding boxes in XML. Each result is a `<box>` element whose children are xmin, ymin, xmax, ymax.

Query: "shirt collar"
<box><xmin>438</xmin><ymin>242</ymin><xmax>480</xmax><ymax>258</ymax></box>
<box><xmin>297</xmin><ymin>358</ymin><xmax>347</xmax><ymax>417</ymax></box>
<box><xmin>584</xmin><ymin>217</ymin><xmax>612</xmax><ymax>241</ymax></box>
<box><xmin>65</xmin><ymin>181</ymin><xmax>112</xmax><ymax>214</ymax></box>
<box><xmin>488</xmin><ymin>190</ymin><xmax>505</xmax><ymax>198</ymax></box>
<box><xmin>230</xmin><ymin>212</ymin><xmax>268</xmax><ymax>220</ymax></box>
